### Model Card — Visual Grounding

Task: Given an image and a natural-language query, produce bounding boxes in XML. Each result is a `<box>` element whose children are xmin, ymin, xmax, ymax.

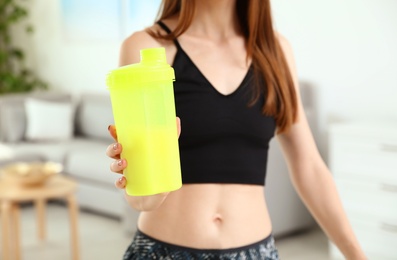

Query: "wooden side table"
<box><xmin>0</xmin><ymin>175</ymin><xmax>80</xmax><ymax>260</ymax></box>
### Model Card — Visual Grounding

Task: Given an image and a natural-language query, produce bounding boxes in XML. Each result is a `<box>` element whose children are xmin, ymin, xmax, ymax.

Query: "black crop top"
<box><xmin>157</xmin><ymin>21</ymin><xmax>276</xmax><ymax>185</ymax></box>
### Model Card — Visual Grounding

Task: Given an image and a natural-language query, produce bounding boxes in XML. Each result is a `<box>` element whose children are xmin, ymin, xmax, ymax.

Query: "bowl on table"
<box><xmin>0</xmin><ymin>162</ymin><xmax>63</xmax><ymax>187</ymax></box>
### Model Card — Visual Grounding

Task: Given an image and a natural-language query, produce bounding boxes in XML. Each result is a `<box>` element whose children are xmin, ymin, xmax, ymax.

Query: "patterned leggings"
<box><xmin>123</xmin><ymin>230</ymin><xmax>280</xmax><ymax>260</ymax></box>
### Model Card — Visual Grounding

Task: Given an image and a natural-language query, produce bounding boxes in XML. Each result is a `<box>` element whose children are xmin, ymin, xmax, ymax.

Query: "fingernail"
<box><xmin>118</xmin><ymin>177</ymin><xmax>124</xmax><ymax>184</ymax></box>
<box><xmin>113</xmin><ymin>143</ymin><xmax>118</xmax><ymax>150</ymax></box>
<box><xmin>117</xmin><ymin>160</ymin><xmax>123</xmax><ymax>167</ymax></box>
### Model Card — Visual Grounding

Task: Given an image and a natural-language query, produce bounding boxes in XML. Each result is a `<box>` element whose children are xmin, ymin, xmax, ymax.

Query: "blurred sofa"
<box><xmin>0</xmin><ymin>86</ymin><xmax>317</xmax><ymax>237</ymax></box>
<box><xmin>0</xmin><ymin>91</ymin><xmax>136</xmax><ymax>222</ymax></box>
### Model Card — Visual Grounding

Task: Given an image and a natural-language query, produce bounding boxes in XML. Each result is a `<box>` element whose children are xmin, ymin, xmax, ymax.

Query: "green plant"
<box><xmin>0</xmin><ymin>0</ymin><xmax>48</xmax><ymax>94</ymax></box>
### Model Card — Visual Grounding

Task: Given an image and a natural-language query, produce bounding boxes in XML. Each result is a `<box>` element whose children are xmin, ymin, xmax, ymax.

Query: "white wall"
<box><xmin>12</xmin><ymin>0</ymin><xmax>160</xmax><ymax>95</ymax></box>
<box><xmin>13</xmin><ymin>0</ymin><xmax>397</xmax><ymax>157</ymax></box>
<box><xmin>271</xmin><ymin>0</ymin><xmax>397</xmax><ymax>155</ymax></box>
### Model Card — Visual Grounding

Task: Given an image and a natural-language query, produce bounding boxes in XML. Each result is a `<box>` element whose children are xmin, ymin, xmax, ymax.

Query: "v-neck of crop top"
<box><xmin>157</xmin><ymin>21</ymin><xmax>276</xmax><ymax>185</ymax></box>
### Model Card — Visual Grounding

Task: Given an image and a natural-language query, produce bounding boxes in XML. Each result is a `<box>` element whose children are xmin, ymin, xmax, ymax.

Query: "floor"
<box><xmin>1</xmin><ymin>203</ymin><xmax>331</xmax><ymax>260</ymax></box>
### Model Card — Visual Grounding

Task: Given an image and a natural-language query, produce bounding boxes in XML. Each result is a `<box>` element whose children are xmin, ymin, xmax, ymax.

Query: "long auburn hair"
<box><xmin>149</xmin><ymin>0</ymin><xmax>298</xmax><ymax>133</ymax></box>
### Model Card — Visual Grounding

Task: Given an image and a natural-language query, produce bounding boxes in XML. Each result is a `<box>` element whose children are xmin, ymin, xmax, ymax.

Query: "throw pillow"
<box><xmin>25</xmin><ymin>98</ymin><xmax>75</xmax><ymax>141</ymax></box>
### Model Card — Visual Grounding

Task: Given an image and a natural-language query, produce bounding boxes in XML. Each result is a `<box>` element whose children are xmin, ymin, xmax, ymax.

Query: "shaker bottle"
<box><xmin>106</xmin><ymin>47</ymin><xmax>182</xmax><ymax>196</ymax></box>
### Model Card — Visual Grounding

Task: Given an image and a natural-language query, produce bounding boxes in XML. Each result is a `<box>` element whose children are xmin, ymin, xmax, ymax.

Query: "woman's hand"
<box><xmin>105</xmin><ymin>117</ymin><xmax>181</xmax><ymax>211</ymax></box>
<box><xmin>106</xmin><ymin>124</ymin><xmax>127</xmax><ymax>188</ymax></box>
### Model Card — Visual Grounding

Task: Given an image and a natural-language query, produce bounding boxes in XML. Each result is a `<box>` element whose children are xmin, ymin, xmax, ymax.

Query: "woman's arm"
<box><xmin>275</xmin><ymin>33</ymin><xmax>366</xmax><ymax>260</ymax></box>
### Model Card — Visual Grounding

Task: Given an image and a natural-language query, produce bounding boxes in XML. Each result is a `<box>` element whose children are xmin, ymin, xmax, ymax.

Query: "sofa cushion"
<box><xmin>8</xmin><ymin>140</ymin><xmax>73</xmax><ymax>164</ymax></box>
<box><xmin>76</xmin><ymin>182</ymin><xmax>125</xmax><ymax>217</ymax></box>
<box><xmin>0</xmin><ymin>144</ymin><xmax>15</xmax><ymax>160</ymax></box>
<box><xmin>0</xmin><ymin>91</ymin><xmax>72</xmax><ymax>142</ymax></box>
<box><xmin>75</xmin><ymin>93</ymin><xmax>114</xmax><ymax>142</ymax></box>
<box><xmin>64</xmin><ymin>138</ymin><xmax>116</xmax><ymax>186</ymax></box>
<box><xmin>0</xmin><ymin>154</ymin><xmax>44</xmax><ymax>168</ymax></box>
<box><xmin>25</xmin><ymin>98</ymin><xmax>75</xmax><ymax>141</ymax></box>
<box><xmin>7</xmin><ymin>138</ymin><xmax>115</xmax><ymax>186</ymax></box>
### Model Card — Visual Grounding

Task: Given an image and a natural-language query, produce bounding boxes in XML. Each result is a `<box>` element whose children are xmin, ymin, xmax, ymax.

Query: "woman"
<box><xmin>106</xmin><ymin>0</ymin><xmax>367</xmax><ymax>259</ymax></box>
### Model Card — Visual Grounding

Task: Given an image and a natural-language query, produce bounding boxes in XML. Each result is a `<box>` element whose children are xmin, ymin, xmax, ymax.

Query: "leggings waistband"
<box><xmin>136</xmin><ymin>229</ymin><xmax>274</xmax><ymax>254</ymax></box>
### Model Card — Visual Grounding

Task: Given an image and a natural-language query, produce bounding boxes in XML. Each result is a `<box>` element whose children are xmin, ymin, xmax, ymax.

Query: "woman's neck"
<box><xmin>187</xmin><ymin>0</ymin><xmax>239</xmax><ymax>40</ymax></box>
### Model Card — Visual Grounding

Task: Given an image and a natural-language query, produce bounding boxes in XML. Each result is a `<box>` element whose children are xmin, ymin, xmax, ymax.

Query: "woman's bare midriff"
<box><xmin>137</xmin><ymin>183</ymin><xmax>273</xmax><ymax>249</ymax></box>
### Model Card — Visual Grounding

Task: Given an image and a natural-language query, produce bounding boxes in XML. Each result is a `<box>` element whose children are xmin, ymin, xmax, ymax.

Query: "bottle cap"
<box><xmin>106</xmin><ymin>47</ymin><xmax>175</xmax><ymax>89</ymax></box>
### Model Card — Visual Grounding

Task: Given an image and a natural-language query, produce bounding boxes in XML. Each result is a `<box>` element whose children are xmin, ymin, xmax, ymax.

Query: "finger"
<box><xmin>108</xmin><ymin>125</ymin><xmax>118</xmax><ymax>141</ymax></box>
<box><xmin>115</xmin><ymin>176</ymin><xmax>126</xmax><ymax>189</ymax></box>
<box><xmin>176</xmin><ymin>117</ymin><xmax>181</xmax><ymax>138</ymax></box>
<box><xmin>110</xmin><ymin>159</ymin><xmax>127</xmax><ymax>174</ymax></box>
<box><xmin>106</xmin><ymin>142</ymin><xmax>122</xmax><ymax>159</ymax></box>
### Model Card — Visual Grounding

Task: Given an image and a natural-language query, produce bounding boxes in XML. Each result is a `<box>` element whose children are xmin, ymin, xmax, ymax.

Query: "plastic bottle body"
<box><xmin>107</xmin><ymin>48</ymin><xmax>181</xmax><ymax>196</ymax></box>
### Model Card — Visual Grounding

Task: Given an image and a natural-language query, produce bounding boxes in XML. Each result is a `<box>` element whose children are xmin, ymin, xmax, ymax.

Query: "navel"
<box><xmin>212</xmin><ymin>213</ymin><xmax>223</xmax><ymax>224</ymax></box>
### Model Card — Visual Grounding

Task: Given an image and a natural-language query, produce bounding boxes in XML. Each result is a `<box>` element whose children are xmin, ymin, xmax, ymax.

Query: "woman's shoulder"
<box><xmin>123</xmin><ymin>23</ymin><xmax>168</xmax><ymax>45</ymax></box>
<box><xmin>274</xmin><ymin>31</ymin><xmax>294</xmax><ymax>59</ymax></box>
<box><xmin>119</xmin><ymin>24</ymin><xmax>175</xmax><ymax>66</ymax></box>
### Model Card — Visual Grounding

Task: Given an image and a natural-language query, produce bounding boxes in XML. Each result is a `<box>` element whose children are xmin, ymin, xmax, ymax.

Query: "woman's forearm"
<box><xmin>291</xmin><ymin>161</ymin><xmax>366</xmax><ymax>260</ymax></box>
